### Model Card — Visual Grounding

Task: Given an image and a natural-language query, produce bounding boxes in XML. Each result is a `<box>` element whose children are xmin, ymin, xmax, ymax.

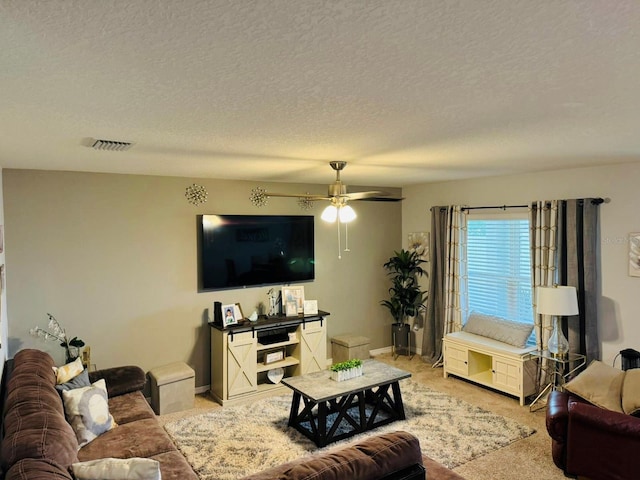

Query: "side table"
<box><xmin>529</xmin><ymin>350</ymin><xmax>586</xmax><ymax>412</ymax></box>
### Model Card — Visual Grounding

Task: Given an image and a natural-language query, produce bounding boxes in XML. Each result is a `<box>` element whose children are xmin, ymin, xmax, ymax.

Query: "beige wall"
<box><xmin>402</xmin><ymin>162</ymin><xmax>640</xmax><ymax>366</ymax></box>
<box><xmin>3</xmin><ymin>169</ymin><xmax>401</xmax><ymax>387</ymax></box>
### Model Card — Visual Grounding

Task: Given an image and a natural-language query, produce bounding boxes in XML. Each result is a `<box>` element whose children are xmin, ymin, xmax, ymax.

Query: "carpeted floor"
<box><xmin>164</xmin><ymin>379</ymin><xmax>534</xmax><ymax>479</ymax></box>
<box><xmin>157</xmin><ymin>353</ymin><xmax>567</xmax><ymax>480</ymax></box>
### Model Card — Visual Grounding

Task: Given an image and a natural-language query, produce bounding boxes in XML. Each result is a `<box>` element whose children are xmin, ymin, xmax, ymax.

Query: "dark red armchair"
<box><xmin>546</xmin><ymin>390</ymin><xmax>640</xmax><ymax>479</ymax></box>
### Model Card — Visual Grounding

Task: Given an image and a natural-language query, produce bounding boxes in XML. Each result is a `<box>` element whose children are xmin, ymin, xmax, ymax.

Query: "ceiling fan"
<box><xmin>249</xmin><ymin>161</ymin><xmax>402</xmax><ymax>211</ymax></box>
<box><xmin>250</xmin><ymin>161</ymin><xmax>402</xmax><ymax>259</ymax></box>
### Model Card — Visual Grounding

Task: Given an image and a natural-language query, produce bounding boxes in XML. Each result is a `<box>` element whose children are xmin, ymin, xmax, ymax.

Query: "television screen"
<box><xmin>198</xmin><ymin>215</ymin><xmax>315</xmax><ymax>291</ymax></box>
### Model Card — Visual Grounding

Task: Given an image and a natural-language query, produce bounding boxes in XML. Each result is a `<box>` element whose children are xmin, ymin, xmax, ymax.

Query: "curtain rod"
<box><xmin>461</xmin><ymin>198</ymin><xmax>604</xmax><ymax>212</ymax></box>
<box><xmin>462</xmin><ymin>204</ymin><xmax>527</xmax><ymax>211</ymax></box>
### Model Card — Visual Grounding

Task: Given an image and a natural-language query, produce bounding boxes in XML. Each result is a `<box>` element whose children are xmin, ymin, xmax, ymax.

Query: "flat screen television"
<box><xmin>198</xmin><ymin>214</ymin><xmax>315</xmax><ymax>291</ymax></box>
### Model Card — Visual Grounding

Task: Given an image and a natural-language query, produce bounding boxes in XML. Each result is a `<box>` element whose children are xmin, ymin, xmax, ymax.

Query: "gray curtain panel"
<box><xmin>422</xmin><ymin>206</ymin><xmax>448</xmax><ymax>364</ymax></box>
<box><xmin>558</xmin><ymin>198</ymin><xmax>601</xmax><ymax>364</ymax></box>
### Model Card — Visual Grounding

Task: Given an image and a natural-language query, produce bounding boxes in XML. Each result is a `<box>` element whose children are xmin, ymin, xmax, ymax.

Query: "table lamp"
<box><xmin>536</xmin><ymin>285</ymin><xmax>579</xmax><ymax>358</ymax></box>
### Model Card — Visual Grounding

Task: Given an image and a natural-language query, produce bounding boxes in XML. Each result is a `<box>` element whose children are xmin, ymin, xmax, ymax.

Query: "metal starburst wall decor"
<box><xmin>185</xmin><ymin>184</ymin><xmax>208</xmax><ymax>206</ymax></box>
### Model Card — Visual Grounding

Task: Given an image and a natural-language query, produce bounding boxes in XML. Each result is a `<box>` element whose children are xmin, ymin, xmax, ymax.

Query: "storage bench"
<box><xmin>443</xmin><ymin>331</ymin><xmax>537</xmax><ymax>405</ymax></box>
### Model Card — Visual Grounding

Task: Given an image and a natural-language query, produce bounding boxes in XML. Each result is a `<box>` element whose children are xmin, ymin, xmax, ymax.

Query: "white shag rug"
<box><xmin>164</xmin><ymin>380</ymin><xmax>535</xmax><ymax>480</ymax></box>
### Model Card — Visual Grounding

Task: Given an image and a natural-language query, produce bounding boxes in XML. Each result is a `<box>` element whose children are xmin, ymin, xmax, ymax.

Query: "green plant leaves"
<box><xmin>380</xmin><ymin>249</ymin><xmax>428</xmax><ymax>323</ymax></box>
<box><xmin>330</xmin><ymin>359</ymin><xmax>363</xmax><ymax>371</ymax></box>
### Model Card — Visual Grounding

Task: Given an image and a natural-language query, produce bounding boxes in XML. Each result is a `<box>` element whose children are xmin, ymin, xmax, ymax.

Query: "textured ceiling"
<box><xmin>1</xmin><ymin>0</ymin><xmax>640</xmax><ymax>187</ymax></box>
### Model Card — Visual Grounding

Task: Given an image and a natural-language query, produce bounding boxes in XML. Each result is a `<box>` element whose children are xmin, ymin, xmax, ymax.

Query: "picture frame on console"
<box><xmin>222</xmin><ymin>303</ymin><xmax>243</xmax><ymax>327</ymax></box>
<box><xmin>264</xmin><ymin>349</ymin><xmax>285</xmax><ymax>365</ymax></box>
<box><xmin>303</xmin><ymin>299</ymin><xmax>318</xmax><ymax>315</ymax></box>
<box><xmin>282</xmin><ymin>286</ymin><xmax>305</xmax><ymax>314</ymax></box>
<box><xmin>285</xmin><ymin>301</ymin><xmax>298</xmax><ymax>317</ymax></box>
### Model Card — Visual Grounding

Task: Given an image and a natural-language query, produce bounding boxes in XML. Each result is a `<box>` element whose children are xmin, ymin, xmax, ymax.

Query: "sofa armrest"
<box><xmin>89</xmin><ymin>366</ymin><xmax>146</xmax><ymax>397</ymax></box>
<box><xmin>565</xmin><ymin>398</ymin><xmax>640</xmax><ymax>478</ymax></box>
<box><xmin>568</xmin><ymin>399</ymin><xmax>640</xmax><ymax>437</ymax></box>
<box><xmin>545</xmin><ymin>390</ymin><xmax>570</xmax><ymax>442</ymax></box>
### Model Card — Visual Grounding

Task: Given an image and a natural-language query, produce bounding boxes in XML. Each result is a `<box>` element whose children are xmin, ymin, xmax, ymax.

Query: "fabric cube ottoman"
<box><xmin>331</xmin><ymin>334</ymin><xmax>370</xmax><ymax>363</ymax></box>
<box><xmin>149</xmin><ymin>362</ymin><xmax>195</xmax><ymax>415</ymax></box>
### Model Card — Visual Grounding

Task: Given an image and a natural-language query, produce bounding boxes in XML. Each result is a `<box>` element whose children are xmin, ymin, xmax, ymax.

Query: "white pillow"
<box><xmin>62</xmin><ymin>378</ymin><xmax>117</xmax><ymax>447</ymax></box>
<box><xmin>72</xmin><ymin>457</ymin><xmax>161</xmax><ymax>480</ymax></box>
<box><xmin>463</xmin><ymin>311</ymin><xmax>533</xmax><ymax>348</ymax></box>
<box><xmin>53</xmin><ymin>356</ymin><xmax>84</xmax><ymax>384</ymax></box>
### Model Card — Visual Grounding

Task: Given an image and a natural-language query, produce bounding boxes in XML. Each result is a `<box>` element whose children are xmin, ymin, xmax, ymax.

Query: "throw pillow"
<box><xmin>71</xmin><ymin>457</ymin><xmax>161</xmax><ymax>480</ymax></box>
<box><xmin>55</xmin><ymin>368</ymin><xmax>91</xmax><ymax>393</ymax></box>
<box><xmin>622</xmin><ymin>368</ymin><xmax>640</xmax><ymax>416</ymax></box>
<box><xmin>62</xmin><ymin>378</ymin><xmax>117</xmax><ymax>447</ymax></box>
<box><xmin>463</xmin><ymin>312</ymin><xmax>533</xmax><ymax>348</ymax></box>
<box><xmin>53</xmin><ymin>357</ymin><xmax>84</xmax><ymax>384</ymax></box>
<box><xmin>565</xmin><ymin>360</ymin><xmax>625</xmax><ymax>413</ymax></box>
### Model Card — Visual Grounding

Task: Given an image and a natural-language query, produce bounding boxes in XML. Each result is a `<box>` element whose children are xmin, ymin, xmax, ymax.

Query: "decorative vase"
<box><xmin>330</xmin><ymin>365</ymin><xmax>363</xmax><ymax>382</ymax></box>
<box><xmin>65</xmin><ymin>347</ymin><xmax>80</xmax><ymax>363</ymax></box>
<box><xmin>548</xmin><ymin>317</ymin><xmax>569</xmax><ymax>358</ymax></box>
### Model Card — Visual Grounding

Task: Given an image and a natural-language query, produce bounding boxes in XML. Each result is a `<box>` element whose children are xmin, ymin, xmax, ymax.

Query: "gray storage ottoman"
<box><xmin>331</xmin><ymin>334</ymin><xmax>370</xmax><ymax>363</ymax></box>
<box><xmin>149</xmin><ymin>362</ymin><xmax>195</xmax><ymax>415</ymax></box>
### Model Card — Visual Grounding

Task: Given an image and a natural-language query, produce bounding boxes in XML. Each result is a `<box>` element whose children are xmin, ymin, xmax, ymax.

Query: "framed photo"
<box><xmin>81</xmin><ymin>346</ymin><xmax>91</xmax><ymax>369</ymax></box>
<box><xmin>303</xmin><ymin>299</ymin><xmax>318</xmax><ymax>315</ymax></box>
<box><xmin>629</xmin><ymin>233</ymin><xmax>640</xmax><ymax>277</ymax></box>
<box><xmin>264</xmin><ymin>349</ymin><xmax>284</xmax><ymax>365</ymax></box>
<box><xmin>282</xmin><ymin>286</ymin><xmax>305</xmax><ymax>314</ymax></box>
<box><xmin>285</xmin><ymin>301</ymin><xmax>298</xmax><ymax>317</ymax></box>
<box><xmin>222</xmin><ymin>303</ymin><xmax>243</xmax><ymax>327</ymax></box>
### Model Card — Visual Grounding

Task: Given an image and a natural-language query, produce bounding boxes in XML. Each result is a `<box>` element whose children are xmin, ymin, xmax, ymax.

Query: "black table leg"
<box><xmin>317</xmin><ymin>400</ymin><xmax>327</xmax><ymax>447</ymax></box>
<box><xmin>288</xmin><ymin>391</ymin><xmax>301</xmax><ymax>426</ymax></box>
<box><xmin>391</xmin><ymin>381</ymin><xmax>406</xmax><ymax>420</ymax></box>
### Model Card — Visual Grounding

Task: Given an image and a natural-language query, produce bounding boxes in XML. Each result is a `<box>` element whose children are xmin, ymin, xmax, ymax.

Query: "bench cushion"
<box><xmin>445</xmin><ymin>331</ymin><xmax>536</xmax><ymax>356</ymax></box>
<box><xmin>463</xmin><ymin>312</ymin><xmax>533</xmax><ymax>348</ymax></box>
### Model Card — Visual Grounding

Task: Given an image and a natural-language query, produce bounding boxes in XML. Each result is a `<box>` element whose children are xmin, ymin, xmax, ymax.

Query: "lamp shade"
<box><xmin>321</xmin><ymin>205</ymin><xmax>338</xmax><ymax>222</ymax></box>
<box><xmin>338</xmin><ymin>205</ymin><xmax>356</xmax><ymax>223</ymax></box>
<box><xmin>536</xmin><ymin>286</ymin><xmax>579</xmax><ymax>316</ymax></box>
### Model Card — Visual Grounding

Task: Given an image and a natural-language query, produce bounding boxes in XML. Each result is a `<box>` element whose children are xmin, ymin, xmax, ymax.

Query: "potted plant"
<box><xmin>30</xmin><ymin>313</ymin><xmax>85</xmax><ymax>363</ymax></box>
<box><xmin>329</xmin><ymin>359</ymin><xmax>363</xmax><ymax>382</ymax></box>
<box><xmin>380</xmin><ymin>249</ymin><xmax>428</xmax><ymax>355</ymax></box>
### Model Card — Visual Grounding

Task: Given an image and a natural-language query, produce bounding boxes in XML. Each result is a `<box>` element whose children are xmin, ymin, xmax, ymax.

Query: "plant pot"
<box><xmin>330</xmin><ymin>365</ymin><xmax>363</xmax><ymax>382</ymax></box>
<box><xmin>392</xmin><ymin>322</ymin><xmax>411</xmax><ymax>356</ymax></box>
<box><xmin>65</xmin><ymin>347</ymin><xmax>80</xmax><ymax>363</ymax></box>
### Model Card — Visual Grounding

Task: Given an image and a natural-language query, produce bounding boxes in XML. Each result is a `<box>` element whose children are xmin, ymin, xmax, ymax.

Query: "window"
<box><xmin>466</xmin><ymin>213</ymin><xmax>533</xmax><ymax>325</ymax></box>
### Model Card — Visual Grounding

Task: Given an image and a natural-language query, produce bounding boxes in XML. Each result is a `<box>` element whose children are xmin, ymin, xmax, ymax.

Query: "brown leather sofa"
<box><xmin>0</xmin><ymin>349</ymin><xmax>430</xmax><ymax>480</ymax></box>
<box><xmin>546</xmin><ymin>390</ymin><xmax>640</xmax><ymax>480</ymax></box>
<box><xmin>0</xmin><ymin>348</ymin><xmax>199</xmax><ymax>480</ymax></box>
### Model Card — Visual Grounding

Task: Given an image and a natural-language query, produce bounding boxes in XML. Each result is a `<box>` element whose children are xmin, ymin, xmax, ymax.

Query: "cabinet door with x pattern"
<box><xmin>298</xmin><ymin>320</ymin><xmax>326</xmax><ymax>374</ymax></box>
<box><xmin>227</xmin><ymin>331</ymin><xmax>257</xmax><ymax>397</ymax></box>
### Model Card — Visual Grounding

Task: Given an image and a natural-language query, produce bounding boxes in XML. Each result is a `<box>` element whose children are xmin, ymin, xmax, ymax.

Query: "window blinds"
<box><xmin>467</xmin><ymin>218</ymin><xmax>533</xmax><ymax>324</ymax></box>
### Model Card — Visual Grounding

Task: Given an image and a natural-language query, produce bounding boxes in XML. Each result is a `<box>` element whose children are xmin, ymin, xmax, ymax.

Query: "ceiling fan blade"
<box><xmin>344</xmin><ymin>191</ymin><xmax>388</xmax><ymax>200</ymax></box>
<box><xmin>356</xmin><ymin>196</ymin><xmax>405</xmax><ymax>202</ymax></box>
<box><xmin>264</xmin><ymin>192</ymin><xmax>327</xmax><ymax>200</ymax></box>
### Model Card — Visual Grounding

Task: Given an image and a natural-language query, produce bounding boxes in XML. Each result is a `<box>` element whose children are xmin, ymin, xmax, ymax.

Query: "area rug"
<box><xmin>164</xmin><ymin>380</ymin><xmax>535</xmax><ymax>480</ymax></box>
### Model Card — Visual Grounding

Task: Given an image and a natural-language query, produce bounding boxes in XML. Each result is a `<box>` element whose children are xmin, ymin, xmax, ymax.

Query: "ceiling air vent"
<box><xmin>91</xmin><ymin>139</ymin><xmax>133</xmax><ymax>151</ymax></box>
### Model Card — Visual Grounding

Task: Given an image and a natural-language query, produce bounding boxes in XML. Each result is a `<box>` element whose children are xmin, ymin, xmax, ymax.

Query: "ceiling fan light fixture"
<box><xmin>321</xmin><ymin>205</ymin><xmax>338</xmax><ymax>223</ymax></box>
<box><xmin>339</xmin><ymin>205</ymin><xmax>357</xmax><ymax>223</ymax></box>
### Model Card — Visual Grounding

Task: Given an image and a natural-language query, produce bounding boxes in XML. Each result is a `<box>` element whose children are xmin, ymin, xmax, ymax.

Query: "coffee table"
<box><xmin>281</xmin><ymin>359</ymin><xmax>411</xmax><ymax>447</ymax></box>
